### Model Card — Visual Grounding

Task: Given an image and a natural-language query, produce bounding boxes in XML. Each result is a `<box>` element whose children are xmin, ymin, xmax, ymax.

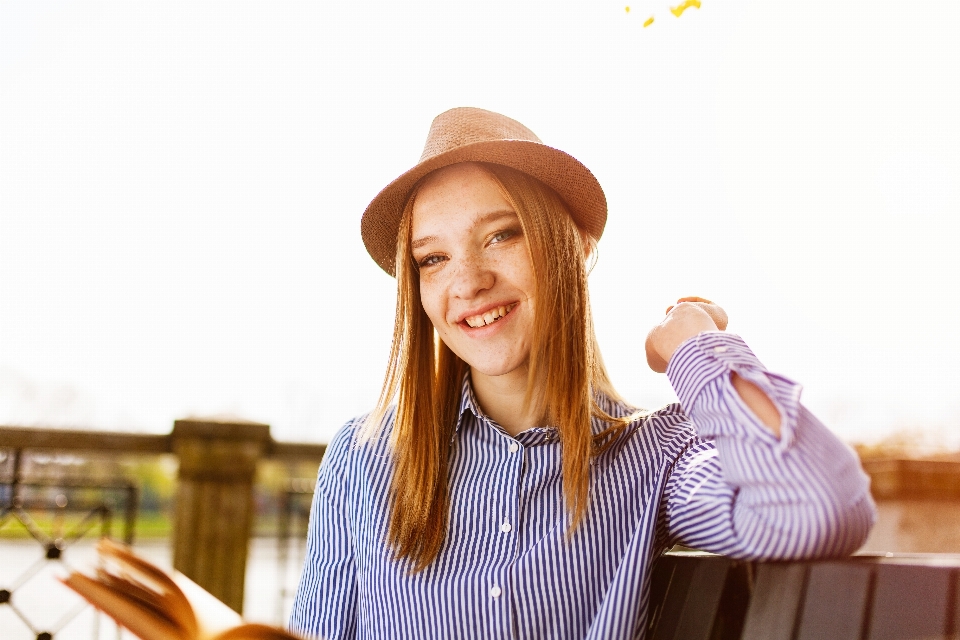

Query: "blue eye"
<box><xmin>417</xmin><ymin>254</ymin><xmax>445</xmax><ymax>268</ymax></box>
<box><xmin>491</xmin><ymin>228</ymin><xmax>519</xmax><ymax>244</ymax></box>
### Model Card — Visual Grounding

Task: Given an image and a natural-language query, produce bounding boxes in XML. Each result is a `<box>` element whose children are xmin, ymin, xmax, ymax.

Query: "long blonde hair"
<box><xmin>358</xmin><ymin>162</ymin><xmax>636</xmax><ymax>571</ymax></box>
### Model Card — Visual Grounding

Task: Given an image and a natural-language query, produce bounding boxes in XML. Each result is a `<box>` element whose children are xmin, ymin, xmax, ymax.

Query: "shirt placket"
<box><xmin>487</xmin><ymin>432</ymin><xmax>524</xmax><ymax>640</ymax></box>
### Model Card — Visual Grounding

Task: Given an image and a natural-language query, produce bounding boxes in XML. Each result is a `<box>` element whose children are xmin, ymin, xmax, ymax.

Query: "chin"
<box><xmin>466</xmin><ymin>359</ymin><xmax>527</xmax><ymax>380</ymax></box>
<box><xmin>443</xmin><ymin>340</ymin><xmax>529</xmax><ymax>380</ymax></box>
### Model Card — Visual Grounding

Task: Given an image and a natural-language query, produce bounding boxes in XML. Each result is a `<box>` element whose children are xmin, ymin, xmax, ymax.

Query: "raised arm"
<box><xmin>659</xmin><ymin>332</ymin><xmax>876</xmax><ymax>559</ymax></box>
<box><xmin>644</xmin><ymin>298</ymin><xmax>876</xmax><ymax>559</ymax></box>
<box><xmin>288</xmin><ymin>424</ymin><xmax>359</xmax><ymax>640</ymax></box>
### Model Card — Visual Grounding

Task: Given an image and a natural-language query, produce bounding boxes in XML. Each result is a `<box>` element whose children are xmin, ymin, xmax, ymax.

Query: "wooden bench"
<box><xmin>646</xmin><ymin>551</ymin><xmax>960</xmax><ymax>640</ymax></box>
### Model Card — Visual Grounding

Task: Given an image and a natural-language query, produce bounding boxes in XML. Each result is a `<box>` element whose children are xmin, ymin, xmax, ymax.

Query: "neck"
<box><xmin>470</xmin><ymin>366</ymin><xmax>544</xmax><ymax>437</ymax></box>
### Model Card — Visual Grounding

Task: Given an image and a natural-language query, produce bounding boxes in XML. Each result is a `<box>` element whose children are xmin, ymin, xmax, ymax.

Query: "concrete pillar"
<box><xmin>171</xmin><ymin>418</ymin><xmax>270</xmax><ymax>613</ymax></box>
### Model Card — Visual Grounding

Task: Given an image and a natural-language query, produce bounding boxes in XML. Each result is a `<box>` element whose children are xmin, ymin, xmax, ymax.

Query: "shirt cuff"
<box><xmin>666</xmin><ymin>332</ymin><xmax>802</xmax><ymax>450</ymax></box>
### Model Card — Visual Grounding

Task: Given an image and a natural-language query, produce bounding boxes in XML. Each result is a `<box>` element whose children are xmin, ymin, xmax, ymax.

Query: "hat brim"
<box><xmin>361</xmin><ymin>139</ymin><xmax>607</xmax><ymax>276</ymax></box>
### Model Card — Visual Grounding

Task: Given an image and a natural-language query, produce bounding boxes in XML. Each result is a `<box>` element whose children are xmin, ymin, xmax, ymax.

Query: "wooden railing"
<box><xmin>860</xmin><ymin>458</ymin><xmax>960</xmax><ymax>500</ymax></box>
<box><xmin>0</xmin><ymin>420</ymin><xmax>325</xmax><ymax>614</ymax></box>
<box><xmin>3</xmin><ymin>421</ymin><xmax>959</xmax><ymax>616</ymax></box>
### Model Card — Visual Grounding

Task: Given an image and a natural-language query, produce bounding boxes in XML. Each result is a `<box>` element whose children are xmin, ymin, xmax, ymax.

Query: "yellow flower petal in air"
<box><xmin>625</xmin><ymin>6</ymin><xmax>630</xmax><ymax>13</ymax></box>
<box><xmin>643</xmin><ymin>16</ymin><xmax>654</xmax><ymax>27</ymax></box>
<box><xmin>670</xmin><ymin>0</ymin><xmax>701</xmax><ymax>17</ymax></box>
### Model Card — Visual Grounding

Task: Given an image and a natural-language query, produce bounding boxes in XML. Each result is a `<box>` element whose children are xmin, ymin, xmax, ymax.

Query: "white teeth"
<box><xmin>464</xmin><ymin>303</ymin><xmax>517</xmax><ymax>328</ymax></box>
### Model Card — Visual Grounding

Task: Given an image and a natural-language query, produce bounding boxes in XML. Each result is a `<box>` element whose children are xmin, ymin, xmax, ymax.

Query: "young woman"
<box><xmin>289</xmin><ymin>107</ymin><xmax>875</xmax><ymax>639</ymax></box>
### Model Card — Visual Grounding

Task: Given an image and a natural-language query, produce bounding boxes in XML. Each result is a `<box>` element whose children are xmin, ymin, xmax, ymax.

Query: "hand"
<box><xmin>645</xmin><ymin>297</ymin><xmax>728</xmax><ymax>373</ymax></box>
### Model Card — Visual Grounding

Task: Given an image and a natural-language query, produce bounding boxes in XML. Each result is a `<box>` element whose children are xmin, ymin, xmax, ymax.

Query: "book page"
<box><xmin>171</xmin><ymin>572</ymin><xmax>243</xmax><ymax>639</ymax></box>
<box><xmin>63</xmin><ymin>539</ymin><xmax>299</xmax><ymax>640</ymax></box>
<box><xmin>98</xmin><ymin>538</ymin><xmax>200</xmax><ymax>637</ymax></box>
<box><xmin>60</xmin><ymin>572</ymin><xmax>187</xmax><ymax>640</ymax></box>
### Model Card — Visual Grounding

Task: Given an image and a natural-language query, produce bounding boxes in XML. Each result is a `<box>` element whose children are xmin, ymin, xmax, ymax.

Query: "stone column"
<box><xmin>171</xmin><ymin>418</ymin><xmax>271</xmax><ymax>613</ymax></box>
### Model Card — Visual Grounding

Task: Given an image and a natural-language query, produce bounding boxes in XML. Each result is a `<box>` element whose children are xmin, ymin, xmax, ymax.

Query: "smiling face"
<box><xmin>410</xmin><ymin>162</ymin><xmax>537</xmax><ymax>382</ymax></box>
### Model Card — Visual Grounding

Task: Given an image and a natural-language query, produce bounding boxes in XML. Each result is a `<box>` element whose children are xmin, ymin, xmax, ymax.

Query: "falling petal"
<box><xmin>670</xmin><ymin>0</ymin><xmax>701</xmax><ymax>18</ymax></box>
<box><xmin>643</xmin><ymin>16</ymin><xmax>654</xmax><ymax>27</ymax></box>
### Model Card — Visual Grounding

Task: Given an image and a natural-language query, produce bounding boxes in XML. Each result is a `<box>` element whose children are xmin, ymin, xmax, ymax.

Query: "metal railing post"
<box><xmin>11</xmin><ymin>448</ymin><xmax>22</xmax><ymax>508</ymax></box>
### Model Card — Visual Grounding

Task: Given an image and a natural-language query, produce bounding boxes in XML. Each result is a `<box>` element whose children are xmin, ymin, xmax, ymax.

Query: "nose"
<box><xmin>448</xmin><ymin>252</ymin><xmax>495</xmax><ymax>300</ymax></box>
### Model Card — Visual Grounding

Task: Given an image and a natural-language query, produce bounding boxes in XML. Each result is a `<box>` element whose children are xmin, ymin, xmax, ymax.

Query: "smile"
<box><xmin>463</xmin><ymin>303</ymin><xmax>518</xmax><ymax>328</ymax></box>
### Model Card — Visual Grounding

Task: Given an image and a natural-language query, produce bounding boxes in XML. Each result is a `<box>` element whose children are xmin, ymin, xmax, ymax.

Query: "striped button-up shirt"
<box><xmin>289</xmin><ymin>333</ymin><xmax>876</xmax><ymax>639</ymax></box>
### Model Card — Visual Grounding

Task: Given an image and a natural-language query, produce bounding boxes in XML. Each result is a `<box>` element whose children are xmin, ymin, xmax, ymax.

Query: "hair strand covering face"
<box><xmin>358</xmin><ymin>164</ymin><xmax>641</xmax><ymax>571</ymax></box>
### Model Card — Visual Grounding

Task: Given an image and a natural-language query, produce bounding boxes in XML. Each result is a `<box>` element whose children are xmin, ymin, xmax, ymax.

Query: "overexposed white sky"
<box><xmin>1</xmin><ymin>0</ymin><xmax>958</xmax><ymax>449</ymax></box>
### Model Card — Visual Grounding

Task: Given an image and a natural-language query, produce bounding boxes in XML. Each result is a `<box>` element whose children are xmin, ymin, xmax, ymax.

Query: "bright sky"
<box><xmin>1</xmin><ymin>1</ymin><xmax>958</xmax><ymax>450</ymax></box>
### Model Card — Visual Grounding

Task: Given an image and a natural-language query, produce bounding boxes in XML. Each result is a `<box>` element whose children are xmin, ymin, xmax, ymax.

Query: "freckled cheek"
<box><xmin>418</xmin><ymin>283</ymin><xmax>448</xmax><ymax>329</ymax></box>
<box><xmin>493</xmin><ymin>249</ymin><xmax>535</xmax><ymax>294</ymax></box>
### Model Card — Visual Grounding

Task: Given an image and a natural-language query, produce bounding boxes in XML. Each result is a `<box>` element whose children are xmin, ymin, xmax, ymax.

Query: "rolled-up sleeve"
<box><xmin>288</xmin><ymin>422</ymin><xmax>359</xmax><ymax>640</ymax></box>
<box><xmin>662</xmin><ymin>332</ymin><xmax>876</xmax><ymax>560</ymax></box>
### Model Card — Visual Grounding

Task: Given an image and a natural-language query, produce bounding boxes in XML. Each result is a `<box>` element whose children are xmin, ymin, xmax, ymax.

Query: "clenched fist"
<box><xmin>645</xmin><ymin>297</ymin><xmax>728</xmax><ymax>373</ymax></box>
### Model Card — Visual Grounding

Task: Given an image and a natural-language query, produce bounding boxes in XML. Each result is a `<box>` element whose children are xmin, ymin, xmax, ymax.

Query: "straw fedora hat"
<box><xmin>360</xmin><ymin>107</ymin><xmax>607</xmax><ymax>276</ymax></box>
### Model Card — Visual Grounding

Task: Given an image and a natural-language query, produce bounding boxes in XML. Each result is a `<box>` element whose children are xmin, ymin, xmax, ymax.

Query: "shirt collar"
<box><xmin>454</xmin><ymin>373</ymin><xmax>559</xmax><ymax>447</ymax></box>
<box><xmin>454</xmin><ymin>372</ymin><xmax>479</xmax><ymax>435</ymax></box>
<box><xmin>453</xmin><ymin>372</ymin><xmax>637</xmax><ymax>447</ymax></box>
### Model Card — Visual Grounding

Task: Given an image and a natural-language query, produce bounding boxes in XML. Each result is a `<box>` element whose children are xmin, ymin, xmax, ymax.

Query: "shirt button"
<box><xmin>713</xmin><ymin>346</ymin><xmax>728</xmax><ymax>354</ymax></box>
<box><xmin>500</xmin><ymin>522</ymin><xmax>512</xmax><ymax>533</ymax></box>
<box><xmin>508</xmin><ymin>442</ymin><xmax>519</xmax><ymax>453</ymax></box>
<box><xmin>490</xmin><ymin>585</ymin><xmax>502</xmax><ymax>598</ymax></box>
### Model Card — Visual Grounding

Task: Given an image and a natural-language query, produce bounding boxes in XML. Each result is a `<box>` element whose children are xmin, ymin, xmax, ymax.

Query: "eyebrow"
<box><xmin>411</xmin><ymin>235</ymin><xmax>438</xmax><ymax>251</ymax></box>
<box><xmin>411</xmin><ymin>209</ymin><xmax>518</xmax><ymax>251</ymax></box>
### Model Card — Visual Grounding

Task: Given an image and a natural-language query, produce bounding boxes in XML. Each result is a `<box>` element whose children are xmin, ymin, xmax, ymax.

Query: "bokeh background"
<box><xmin>2</xmin><ymin>0</ymin><xmax>958</xmax><ymax>450</ymax></box>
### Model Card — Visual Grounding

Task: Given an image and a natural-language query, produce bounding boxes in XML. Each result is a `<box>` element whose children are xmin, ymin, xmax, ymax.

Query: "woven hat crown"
<box><xmin>419</xmin><ymin>109</ymin><xmax>543</xmax><ymax>162</ymax></box>
<box><xmin>361</xmin><ymin>107</ymin><xmax>607</xmax><ymax>276</ymax></box>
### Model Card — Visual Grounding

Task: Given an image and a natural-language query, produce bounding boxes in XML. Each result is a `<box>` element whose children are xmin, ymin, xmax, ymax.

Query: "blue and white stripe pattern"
<box><xmin>289</xmin><ymin>333</ymin><xmax>876</xmax><ymax>639</ymax></box>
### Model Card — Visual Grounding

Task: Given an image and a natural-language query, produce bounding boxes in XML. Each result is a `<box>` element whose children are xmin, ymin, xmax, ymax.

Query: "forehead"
<box><xmin>418</xmin><ymin>161</ymin><xmax>495</xmax><ymax>194</ymax></box>
<box><xmin>411</xmin><ymin>163</ymin><xmax>514</xmax><ymax>233</ymax></box>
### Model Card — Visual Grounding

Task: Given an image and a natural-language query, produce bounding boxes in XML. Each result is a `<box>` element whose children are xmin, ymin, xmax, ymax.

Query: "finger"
<box><xmin>694</xmin><ymin>302</ymin><xmax>728</xmax><ymax>331</ymax></box>
<box><xmin>668</xmin><ymin>299</ymin><xmax>729</xmax><ymax>331</ymax></box>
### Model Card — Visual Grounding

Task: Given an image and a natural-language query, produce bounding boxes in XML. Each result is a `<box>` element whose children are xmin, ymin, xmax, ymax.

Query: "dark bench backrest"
<box><xmin>647</xmin><ymin>552</ymin><xmax>960</xmax><ymax>640</ymax></box>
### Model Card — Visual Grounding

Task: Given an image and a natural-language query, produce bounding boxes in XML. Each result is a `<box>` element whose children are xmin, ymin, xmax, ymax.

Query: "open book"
<box><xmin>61</xmin><ymin>538</ymin><xmax>304</xmax><ymax>640</ymax></box>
